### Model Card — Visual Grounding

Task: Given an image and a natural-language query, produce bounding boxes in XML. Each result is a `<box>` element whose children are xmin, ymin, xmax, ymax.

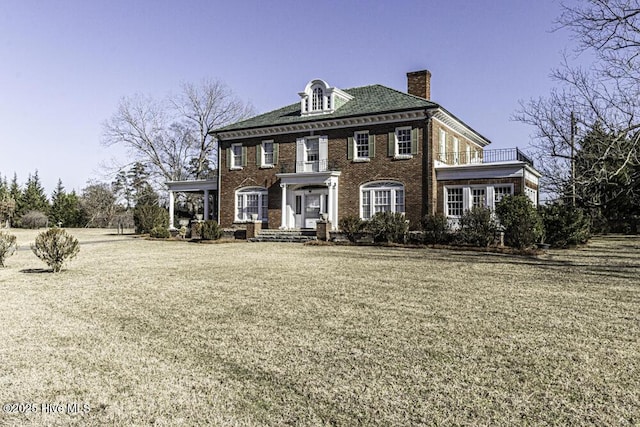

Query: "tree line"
<box><xmin>0</xmin><ymin>163</ymin><xmax>159</xmax><ymax>229</ymax></box>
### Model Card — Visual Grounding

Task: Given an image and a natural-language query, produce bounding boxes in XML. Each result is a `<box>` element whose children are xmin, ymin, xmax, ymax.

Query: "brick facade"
<box><xmin>213</xmin><ymin>72</ymin><xmax>540</xmax><ymax>232</ymax></box>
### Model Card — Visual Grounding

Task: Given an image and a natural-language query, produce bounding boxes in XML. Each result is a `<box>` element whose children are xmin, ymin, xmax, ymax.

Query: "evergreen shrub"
<box><xmin>495</xmin><ymin>195</ymin><xmax>543</xmax><ymax>249</ymax></box>
<box><xmin>31</xmin><ymin>228</ymin><xmax>80</xmax><ymax>273</ymax></box>
<box><xmin>366</xmin><ymin>212</ymin><xmax>408</xmax><ymax>244</ymax></box>
<box><xmin>134</xmin><ymin>205</ymin><xmax>169</xmax><ymax>234</ymax></box>
<box><xmin>339</xmin><ymin>215</ymin><xmax>365</xmax><ymax>243</ymax></box>
<box><xmin>0</xmin><ymin>232</ymin><xmax>17</xmax><ymax>267</ymax></box>
<box><xmin>421</xmin><ymin>213</ymin><xmax>451</xmax><ymax>245</ymax></box>
<box><xmin>201</xmin><ymin>220</ymin><xmax>222</xmax><ymax>240</ymax></box>
<box><xmin>540</xmin><ymin>203</ymin><xmax>591</xmax><ymax>248</ymax></box>
<box><xmin>458</xmin><ymin>207</ymin><xmax>497</xmax><ymax>247</ymax></box>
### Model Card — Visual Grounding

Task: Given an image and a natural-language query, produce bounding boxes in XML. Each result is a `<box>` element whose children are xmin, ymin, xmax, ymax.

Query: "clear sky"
<box><xmin>1</xmin><ymin>0</ymin><xmax>577</xmax><ymax>195</ymax></box>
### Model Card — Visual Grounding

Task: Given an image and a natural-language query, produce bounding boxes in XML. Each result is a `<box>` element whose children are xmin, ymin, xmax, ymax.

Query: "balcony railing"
<box><xmin>436</xmin><ymin>148</ymin><xmax>534</xmax><ymax>167</ymax></box>
<box><xmin>279</xmin><ymin>159</ymin><xmax>341</xmax><ymax>174</ymax></box>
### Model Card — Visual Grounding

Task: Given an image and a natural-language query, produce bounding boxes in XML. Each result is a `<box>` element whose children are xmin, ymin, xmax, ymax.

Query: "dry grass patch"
<box><xmin>0</xmin><ymin>229</ymin><xmax>638</xmax><ymax>425</ymax></box>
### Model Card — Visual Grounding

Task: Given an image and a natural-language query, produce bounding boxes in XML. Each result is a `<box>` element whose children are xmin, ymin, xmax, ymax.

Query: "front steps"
<box><xmin>248</xmin><ymin>229</ymin><xmax>317</xmax><ymax>243</ymax></box>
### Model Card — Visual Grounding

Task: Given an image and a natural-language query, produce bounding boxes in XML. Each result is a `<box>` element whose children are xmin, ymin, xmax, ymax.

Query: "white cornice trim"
<box><xmin>216</xmin><ymin>110</ymin><xmax>428</xmax><ymax>140</ymax></box>
<box><xmin>431</xmin><ymin>110</ymin><xmax>491</xmax><ymax>148</ymax></box>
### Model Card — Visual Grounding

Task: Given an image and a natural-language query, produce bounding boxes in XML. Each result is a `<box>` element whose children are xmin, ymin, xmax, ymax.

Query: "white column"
<box><xmin>280</xmin><ymin>183</ymin><xmax>288</xmax><ymax>229</ymax></box>
<box><xmin>326</xmin><ymin>181</ymin><xmax>333</xmax><ymax>227</ymax></box>
<box><xmin>204</xmin><ymin>189</ymin><xmax>210</xmax><ymax>220</ymax></box>
<box><xmin>169</xmin><ymin>191</ymin><xmax>175</xmax><ymax>229</ymax></box>
<box><xmin>332</xmin><ymin>181</ymin><xmax>339</xmax><ymax>230</ymax></box>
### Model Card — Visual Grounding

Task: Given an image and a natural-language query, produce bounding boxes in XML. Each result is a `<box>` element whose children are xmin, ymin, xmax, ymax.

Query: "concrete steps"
<box><xmin>249</xmin><ymin>229</ymin><xmax>317</xmax><ymax>243</ymax></box>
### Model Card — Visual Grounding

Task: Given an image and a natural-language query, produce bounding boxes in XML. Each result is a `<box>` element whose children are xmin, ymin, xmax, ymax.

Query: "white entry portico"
<box><xmin>276</xmin><ymin>171</ymin><xmax>340</xmax><ymax>230</ymax></box>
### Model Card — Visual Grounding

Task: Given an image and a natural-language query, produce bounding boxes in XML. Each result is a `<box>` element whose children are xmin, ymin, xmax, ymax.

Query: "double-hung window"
<box><xmin>360</xmin><ymin>181</ymin><xmax>405</xmax><ymax>220</ymax></box>
<box><xmin>389</xmin><ymin>127</ymin><xmax>417</xmax><ymax>159</ymax></box>
<box><xmin>235</xmin><ymin>187</ymin><xmax>268</xmax><ymax>222</ymax></box>
<box><xmin>306</xmin><ymin>138</ymin><xmax>319</xmax><ymax>162</ymax></box>
<box><xmin>396</xmin><ymin>127</ymin><xmax>412</xmax><ymax>156</ymax></box>
<box><xmin>472</xmin><ymin>188</ymin><xmax>486</xmax><ymax>209</ymax></box>
<box><xmin>262</xmin><ymin>141</ymin><xmax>274</xmax><ymax>166</ymax></box>
<box><xmin>447</xmin><ymin>188</ymin><xmax>464</xmax><ymax>217</ymax></box>
<box><xmin>355</xmin><ymin>131</ymin><xmax>369</xmax><ymax>159</ymax></box>
<box><xmin>439</xmin><ymin>129</ymin><xmax>446</xmax><ymax>162</ymax></box>
<box><xmin>230</xmin><ymin>143</ymin><xmax>244</xmax><ymax>169</ymax></box>
<box><xmin>494</xmin><ymin>186</ymin><xmax>512</xmax><ymax>205</ymax></box>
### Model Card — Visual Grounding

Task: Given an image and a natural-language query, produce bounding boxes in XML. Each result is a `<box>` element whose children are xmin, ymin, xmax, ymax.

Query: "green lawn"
<box><xmin>0</xmin><ymin>229</ymin><xmax>638</xmax><ymax>426</ymax></box>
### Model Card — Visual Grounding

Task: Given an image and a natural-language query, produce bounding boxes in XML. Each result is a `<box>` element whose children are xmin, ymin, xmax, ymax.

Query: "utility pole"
<box><xmin>570</xmin><ymin>111</ymin><xmax>576</xmax><ymax>207</ymax></box>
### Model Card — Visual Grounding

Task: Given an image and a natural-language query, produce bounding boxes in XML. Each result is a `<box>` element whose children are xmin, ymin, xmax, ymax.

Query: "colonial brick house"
<box><xmin>208</xmin><ymin>70</ymin><xmax>540</xmax><ymax>232</ymax></box>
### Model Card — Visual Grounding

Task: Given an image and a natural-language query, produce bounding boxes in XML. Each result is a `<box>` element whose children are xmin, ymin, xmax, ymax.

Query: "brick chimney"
<box><xmin>407</xmin><ymin>69</ymin><xmax>431</xmax><ymax>100</ymax></box>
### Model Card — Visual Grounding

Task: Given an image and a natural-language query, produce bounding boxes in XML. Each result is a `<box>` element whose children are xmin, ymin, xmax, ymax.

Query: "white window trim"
<box><xmin>230</xmin><ymin>143</ymin><xmax>243</xmax><ymax>170</ymax></box>
<box><xmin>439</xmin><ymin>129</ymin><xmax>446</xmax><ymax>162</ymax></box>
<box><xmin>394</xmin><ymin>126</ymin><xmax>413</xmax><ymax>160</ymax></box>
<box><xmin>353</xmin><ymin>130</ymin><xmax>370</xmax><ymax>161</ymax></box>
<box><xmin>235</xmin><ymin>187</ymin><xmax>268</xmax><ymax>222</ymax></box>
<box><xmin>359</xmin><ymin>181</ymin><xmax>405</xmax><ymax>220</ymax></box>
<box><xmin>444</xmin><ymin>184</ymin><xmax>514</xmax><ymax>218</ymax></box>
<box><xmin>261</xmin><ymin>140</ymin><xmax>274</xmax><ymax>168</ymax></box>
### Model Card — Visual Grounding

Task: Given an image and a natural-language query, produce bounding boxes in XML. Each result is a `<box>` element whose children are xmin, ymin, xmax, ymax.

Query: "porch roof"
<box><xmin>276</xmin><ymin>171</ymin><xmax>341</xmax><ymax>186</ymax></box>
<box><xmin>165</xmin><ymin>179</ymin><xmax>218</xmax><ymax>192</ymax></box>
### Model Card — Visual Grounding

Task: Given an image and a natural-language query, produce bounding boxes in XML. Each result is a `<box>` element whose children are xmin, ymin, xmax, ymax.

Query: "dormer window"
<box><xmin>312</xmin><ymin>87</ymin><xmax>324</xmax><ymax>111</ymax></box>
<box><xmin>299</xmin><ymin>79</ymin><xmax>353</xmax><ymax>116</ymax></box>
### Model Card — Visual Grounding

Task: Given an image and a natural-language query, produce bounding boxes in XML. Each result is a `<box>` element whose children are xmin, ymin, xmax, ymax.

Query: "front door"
<box><xmin>304</xmin><ymin>194</ymin><xmax>321</xmax><ymax>228</ymax></box>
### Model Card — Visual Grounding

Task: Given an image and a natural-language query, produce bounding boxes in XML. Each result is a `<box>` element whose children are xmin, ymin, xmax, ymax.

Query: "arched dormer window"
<box><xmin>299</xmin><ymin>79</ymin><xmax>353</xmax><ymax>116</ymax></box>
<box><xmin>312</xmin><ymin>87</ymin><xmax>324</xmax><ymax>111</ymax></box>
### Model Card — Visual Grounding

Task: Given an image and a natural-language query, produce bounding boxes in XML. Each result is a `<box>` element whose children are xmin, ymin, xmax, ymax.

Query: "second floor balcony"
<box><xmin>436</xmin><ymin>148</ymin><xmax>534</xmax><ymax>167</ymax></box>
<box><xmin>279</xmin><ymin>159</ymin><xmax>341</xmax><ymax>174</ymax></box>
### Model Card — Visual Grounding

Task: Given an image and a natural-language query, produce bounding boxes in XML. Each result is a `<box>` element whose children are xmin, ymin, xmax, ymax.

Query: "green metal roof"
<box><xmin>214</xmin><ymin>84</ymin><xmax>439</xmax><ymax>133</ymax></box>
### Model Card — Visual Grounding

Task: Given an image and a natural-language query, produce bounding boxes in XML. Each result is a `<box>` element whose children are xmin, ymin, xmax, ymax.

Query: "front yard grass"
<box><xmin>0</xmin><ymin>229</ymin><xmax>638</xmax><ymax>425</ymax></box>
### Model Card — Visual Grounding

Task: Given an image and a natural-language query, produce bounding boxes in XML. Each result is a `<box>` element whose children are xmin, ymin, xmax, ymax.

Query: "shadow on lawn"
<box><xmin>331</xmin><ymin>244</ymin><xmax>640</xmax><ymax>282</ymax></box>
<box><xmin>19</xmin><ymin>268</ymin><xmax>52</xmax><ymax>274</ymax></box>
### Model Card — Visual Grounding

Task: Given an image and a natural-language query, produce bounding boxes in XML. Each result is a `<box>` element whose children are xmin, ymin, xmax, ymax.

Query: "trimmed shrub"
<box><xmin>540</xmin><ymin>203</ymin><xmax>591</xmax><ymax>248</ymax></box>
<box><xmin>31</xmin><ymin>228</ymin><xmax>80</xmax><ymax>273</ymax></box>
<box><xmin>150</xmin><ymin>226</ymin><xmax>170</xmax><ymax>239</ymax></box>
<box><xmin>421</xmin><ymin>213</ymin><xmax>451</xmax><ymax>245</ymax></box>
<box><xmin>21</xmin><ymin>210</ymin><xmax>48</xmax><ymax>229</ymax></box>
<box><xmin>366</xmin><ymin>212</ymin><xmax>408</xmax><ymax>244</ymax></box>
<box><xmin>458</xmin><ymin>207</ymin><xmax>497</xmax><ymax>247</ymax></box>
<box><xmin>201</xmin><ymin>220</ymin><xmax>222</xmax><ymax>240</ymax></box>
<box><xmin>495</xmin><ymin>195</ymin><xmax>543</xmax><ymax>249</ymax></box>
<box><xmin>133</xmin><ymin>205</ymin><xmax>169</xmax><ymax>234</ymax></box>
<box><xmin>339</xmin><ymin>215</ymin><xmax>365</xmax><ymax>243</ymax></box>
<box><xmin>0</xmin><ymin>232</ymin><xmax>17</xmax><ymax>267</ymax></box>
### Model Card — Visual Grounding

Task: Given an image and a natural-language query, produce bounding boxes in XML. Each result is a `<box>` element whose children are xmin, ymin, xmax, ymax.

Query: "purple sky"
<box><xmin>1</xmin><ymin>0</ymin><xmax>577</xmax><ymax>195</ymax></box>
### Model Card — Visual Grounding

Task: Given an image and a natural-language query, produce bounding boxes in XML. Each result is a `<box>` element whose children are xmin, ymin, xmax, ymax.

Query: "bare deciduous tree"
<box><xmin>515</xmin><ymin>0</ymin><xmax>640</xmax><ymax>204</ymax></box>
<box><xmin>102</xmin><ymin>80</ymin><xmax>254</xmax><ymax>184</ymax></box>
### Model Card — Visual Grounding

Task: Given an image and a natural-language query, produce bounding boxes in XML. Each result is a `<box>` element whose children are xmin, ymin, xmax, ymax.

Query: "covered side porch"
<box><xmin>166</xmin><ymin>179</ymin><xmax>218</xmax><ymax>230</ymax></box>
<box><xmin>275</xmin><ymin>171</ymin><xmax>341</xmax><ymax>231</ymax></box>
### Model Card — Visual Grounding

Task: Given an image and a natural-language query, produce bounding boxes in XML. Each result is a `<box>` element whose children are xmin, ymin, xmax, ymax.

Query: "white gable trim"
<box><xmin>431</xmin><ymin>109</ymin><xmax>491</xmax><ymax>148</ymax></box>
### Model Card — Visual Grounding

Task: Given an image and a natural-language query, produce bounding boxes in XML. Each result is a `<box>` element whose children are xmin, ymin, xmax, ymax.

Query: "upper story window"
<box><xmin>228</xmin><ymin>143</ymin><xmax>245</xmax><ymax>170</ymax></box>
<box><xmin>347</xmin><ymin>131</ymin><xmax>374</xmax><ymax>162</ymax></box>
<box><xmin>299</xmin><ymin>79</ymin><xmax>353</xmax><ymax>116</ymax></box>
<box><xmin>397</xmin><ymin>128</ymin><xmax>412</xmax><ymax>155</ymax></box>
<box><xmin>257</xmin><ymin>140</ymin><xmax>278</xmax><ymax>168</ymax></box>
<box><xmin>312</xmin><ymin>87</ymin><xmax>324</xmax><ymax>111</ymax></box>
<box><xmin>355</xmin><ymin>132</ymin><xmax>369</xmax><ymax>159</ymax></box>
<box><xmin>389</xmin><ymin>127</ymin><xmax>418</xmax><ymax>159</ymax></box>
<box><xmin>439</xmin><ymin>129</ymin><xmax>446</xmax><ymax>162</ymax></box>
<box><xmin>296</xmin><ymin>136</ymin><xmax>328</xmax><ymax>172</ymax></box>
